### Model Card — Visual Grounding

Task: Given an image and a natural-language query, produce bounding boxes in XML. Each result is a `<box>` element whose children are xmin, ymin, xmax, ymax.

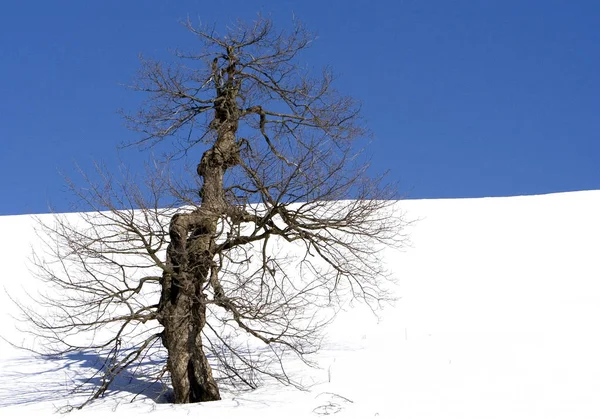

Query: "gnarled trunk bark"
<box><xmin>157</xmin><ymin>210</ymin><xmax>221</xmax><ymax>403</ymax></box>
<box><xmin>156</xmin><ymin>52</ymin><xmax>241</xmax><ymax>403</ymax></box>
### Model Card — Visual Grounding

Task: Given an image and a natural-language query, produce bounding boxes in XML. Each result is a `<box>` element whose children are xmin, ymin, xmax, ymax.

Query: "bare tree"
<box><xmin>20</xmin><ymin>16</ymin><xmax>405</xmax><ymax>408</ymax></box>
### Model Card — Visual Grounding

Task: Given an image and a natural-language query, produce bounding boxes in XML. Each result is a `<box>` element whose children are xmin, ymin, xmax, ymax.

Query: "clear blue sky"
<box><xmin>1</xmin><ymin>0</ymin><xmax>598</xmax><ymax>214</ymax></box>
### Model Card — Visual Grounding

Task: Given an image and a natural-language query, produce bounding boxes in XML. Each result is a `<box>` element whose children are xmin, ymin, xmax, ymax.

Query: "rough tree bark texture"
<box><xmin>156</xmin><ymin>50</ymin><xmax>241</xmax><ymax>403</ymax></box>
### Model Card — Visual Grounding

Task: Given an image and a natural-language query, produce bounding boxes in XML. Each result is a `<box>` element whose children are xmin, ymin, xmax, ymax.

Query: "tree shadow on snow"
<box><xmin>61</xmin><ymin>350</ymin><xmax>172</xmax><ymax>404</ymax></box>
<box><xmin>0</xmin><ymin>350</ymin><xmax>171</xmax><ymax>408</ymax></box>
<box><xmin>0</xmin><ymin>341</ymin><xmax>306</xmax><ymax>409</ymax></box>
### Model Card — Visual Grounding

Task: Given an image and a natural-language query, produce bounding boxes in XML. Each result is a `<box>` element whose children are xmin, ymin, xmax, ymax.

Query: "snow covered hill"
<box><xmin>1</xmin><ymin>191</ymin><xmax>599</xmax><ymax>418</ymax></box>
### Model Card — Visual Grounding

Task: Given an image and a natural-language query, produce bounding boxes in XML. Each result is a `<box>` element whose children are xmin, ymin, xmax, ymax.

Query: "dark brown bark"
<box><xmin>156</xmin><ymin>211</ymin><xmax>221</xmax><ymax>403</ymax></box>
<box><xmin>156</xmin><ymin>48</ymin><xmax>241</xmax><ymax>403</ymax></box>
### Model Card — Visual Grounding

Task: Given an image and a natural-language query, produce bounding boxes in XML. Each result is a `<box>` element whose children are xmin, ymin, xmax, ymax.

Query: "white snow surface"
<box><xmin>1</xmin><ymin>190</ymin><xmax>600</xmax><ymax>418</ymax></box>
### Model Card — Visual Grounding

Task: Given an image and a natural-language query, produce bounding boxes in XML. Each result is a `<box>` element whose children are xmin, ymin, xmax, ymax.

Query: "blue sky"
<box><xmin>1</xmin><ymin>0</ymin><xmax>598</xmax><ymax>214</ymax></box>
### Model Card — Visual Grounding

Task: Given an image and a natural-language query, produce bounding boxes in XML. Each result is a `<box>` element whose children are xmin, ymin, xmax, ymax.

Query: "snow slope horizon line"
<box><xmin>2</xmin><ymin>188</ymin><xmax>599</xmax><ymax>219</ymax></box>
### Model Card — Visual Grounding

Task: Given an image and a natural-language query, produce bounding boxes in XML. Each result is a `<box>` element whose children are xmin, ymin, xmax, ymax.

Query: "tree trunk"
<box><xmin>157</xmin><ymin>211</ymin><xmax>221</xmax><ymax>403</ymax></box>
<box><xmin>156</xmin><ymin>54</ymin><xmax>241</xmax><ymax>403</ymax></box>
